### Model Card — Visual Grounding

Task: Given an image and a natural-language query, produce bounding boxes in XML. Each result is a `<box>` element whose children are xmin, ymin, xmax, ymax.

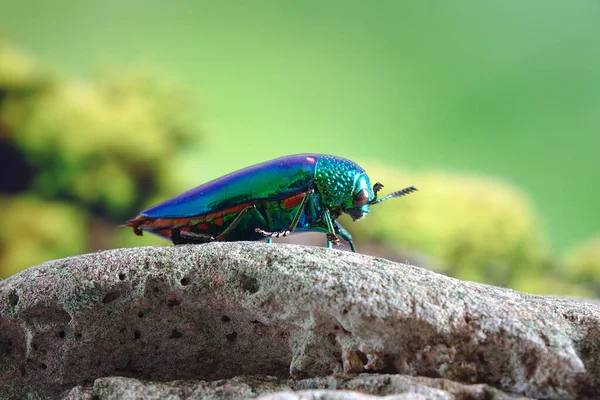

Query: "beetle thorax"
<box><xmin>315</xmin><ymin>156</ymin><xmax>366</xmax><ymax>208</ymax></box>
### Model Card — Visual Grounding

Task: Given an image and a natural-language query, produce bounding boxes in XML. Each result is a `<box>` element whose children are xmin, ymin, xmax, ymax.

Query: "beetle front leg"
<box><xmin>323</xmin><ymin>209</ymin><xmax>343</xmax><ymax>248</ymax></box>
<box><xmin>334</xmin><ymin>220</ymin><xmax>356</xmax><ymax>252</ymax></box>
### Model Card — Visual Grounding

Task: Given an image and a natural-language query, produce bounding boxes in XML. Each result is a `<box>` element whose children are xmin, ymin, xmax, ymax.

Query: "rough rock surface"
<box><xmin>0</xmin><ymin>243</ymin><xmax>599</xmax><ymax>400</ymax></box>
<box><xmin>64</xmin><ymin>374</ymin><xmax>532</xmax><ymax>400</ymax></box>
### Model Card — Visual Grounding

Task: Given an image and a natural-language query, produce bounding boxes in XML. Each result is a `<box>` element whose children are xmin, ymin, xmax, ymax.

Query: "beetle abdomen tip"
<box><xmin>121</xmin><ymin>216</ymin><xmax>148</xmax><ymax>236</ymax></box>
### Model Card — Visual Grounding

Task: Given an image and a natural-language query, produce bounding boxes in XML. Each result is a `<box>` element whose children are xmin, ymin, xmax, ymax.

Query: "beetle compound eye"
<box><xmin>352</xmin><ymin>189</ymin><xmax>370</xmax><ymax>207</ymax></box>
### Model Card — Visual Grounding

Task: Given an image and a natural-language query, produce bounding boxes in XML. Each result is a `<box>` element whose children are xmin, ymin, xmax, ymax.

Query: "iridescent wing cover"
<box><xmin>141</xmin><ymin>154</ymin><xmax>320</xmax><ymax>218</ymax></box>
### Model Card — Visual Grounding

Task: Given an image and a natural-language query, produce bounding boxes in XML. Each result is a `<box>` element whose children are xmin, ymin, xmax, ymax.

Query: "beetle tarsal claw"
<box><xmin>255</xmin><ymin>228</ymin><xmax>291</xmax><ymax>238</ymax></box>
<box><xmin>326</xmin><ymin>232</ymin><xmax>343</xmax><ymax>246</ymax></box>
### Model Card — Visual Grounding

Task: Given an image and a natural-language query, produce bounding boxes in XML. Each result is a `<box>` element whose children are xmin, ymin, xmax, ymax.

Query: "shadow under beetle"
<box><xmin>124</xmin><ymin>154</ymin><xmax>417</xmax><ymax>252</ymax></box>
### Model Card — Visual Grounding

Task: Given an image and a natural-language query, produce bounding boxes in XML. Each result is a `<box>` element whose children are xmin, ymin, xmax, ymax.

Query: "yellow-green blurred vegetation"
<box><xmin>562</xmin><ymin>238</ymin><xmax>600</xmax><ymax>297</ymax></box>
<box><xmin>0</xmin><ymin>0</ymin><xmax>598</xmax><ymax>297</ymax></box>
<box><xmin>0</xmin><ymin>40</ymin><xmax>199</xmax><ymax>276</ymax></box>
<box><xmin>346</xmin><ymin>165</ymin><xmax>594</xmax><ymax>297</ymax></box>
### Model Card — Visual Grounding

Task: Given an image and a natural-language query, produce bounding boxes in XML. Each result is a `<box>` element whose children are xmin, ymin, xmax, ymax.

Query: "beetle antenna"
<box><xmin>370</xmin><ymin>186</ymin><xmax>417</xmax><ymax>205</ymax></box>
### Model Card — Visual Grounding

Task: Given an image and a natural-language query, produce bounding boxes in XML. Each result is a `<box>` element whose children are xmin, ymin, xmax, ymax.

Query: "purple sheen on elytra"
<box><xmin>142</xmin><ymin>154</ymin><xmax>322</xmax><ymax>218</ymax></box>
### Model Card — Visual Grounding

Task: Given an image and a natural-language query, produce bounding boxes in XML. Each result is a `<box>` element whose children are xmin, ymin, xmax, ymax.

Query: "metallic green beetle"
<box><xmin>124</xmin><ymin>154</ymin><xmax>417</xmax><ymax>251</ymax></box>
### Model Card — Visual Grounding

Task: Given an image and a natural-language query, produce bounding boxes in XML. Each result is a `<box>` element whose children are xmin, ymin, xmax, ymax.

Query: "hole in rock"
<box><xmin>221</xmin><ymin>315</ymin><xmax>231</xmax><ymax>322</ymax></box>
<box><xmin>239</xmin><ymin>274</ymin><xmax>259</xmax><ymax>294</ymax></box>
<box><xmin>58</xmin><ymin>331</ymin><xmax>65</xmax><ymax>338</ymax></box>
<box><xmin>278</xmin><ymin>331</ymin><xmax>290</xmax><ymax>340</ymax></box>
<box><xmin>563</xmin><ymin>312</ymin><xmax>580</xmax><ymax>322</ymax></box>
<box><xmin>134</xmin><ymin>330</ymin><xmax>141</xmax><ymax>340</ymax></box>
<box><xmin>180</xmin><ymin>277</ymin><xmax>190</xmax><ymax>286</ymax></box>
<box><xmin>8</xmin><ymin>291</ymin><xmax>19</xmax><ymax>306</ymax></box>
<box><xmin>76</xmin><ymin>333</ymin><xmax>82</xmax><ymax>339</ymax></box>
<box><xmin>226</xmin><ymin>332</ymin><xmax>238</xmax><ymax>342</ymax></box>
<box><xmin>0</xmin><ymin>340</ymin><xmax>13</xmax><ymax>355</ymax></box>
<box><xmin>250</xmin><ymin>320</ymin><xmax>262</xmax><ymax>324</ymax></box>
<box><xmin>378</xmin><ymin>355</ymin><xmax>398</xmax><ymax>374</ymax></box>
<box><xmin>169</xmin><ymin>329</ymin><xmax>183</xmax><ymax>339</ymax></box>
<box><xmin>356</xmin><ymin>350</ymin><xmax>369</xmax><ymax>365</ymax></box>
<box><xmin>138</xmin><ymin>308</ymin><xmax>153</xmax><ymax>318</ymax></box>
<box><xmin>102</xmin><ymin>290</ymin><xmax>122</xmax><ymax>304</ymax></box>
<box><xmin>167</xmin><ymin>298</ymin><xmax>181</xmax><ymax>307</ymax></box>
<box><xmin>40</xmin><ymin>363</ymin><xmax>47</xmax><ymax>370</ymax></box>
<box><xmin>118</xmin><ymin>272</ymin><xmax>126</xmax><ymax>281</ymax></box>
<box><xmin>328</xmin><ymin>332</ymin><xmax>337</xmax><ymax>346</ymax></box>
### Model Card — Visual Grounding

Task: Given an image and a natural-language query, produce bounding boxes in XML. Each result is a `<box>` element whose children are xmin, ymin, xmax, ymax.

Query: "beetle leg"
<box><xmin>254</xmin><ymin>189</ymin><xmax>312</xmax><ymax>240</ymax></box>
<box><xmin>172</xmin><ymin>229</ymin><xmax>216</xmax><ymax>245</ymax></box>
<box><xmin>255</xmin><ymin>228</ymin><xmax>291</xmax><ymax>238</ymax></box>
<box><xmin>215</xmin><ymin>204</ymin><xmax>256</xmax><ymax>241</ymax></box>
<box><xmin>286</xmin><ymin>189</ymin><xmax>312</xmax><ymax>230</ymax></box>
<box><xmin>334</xmin><ymin>220</ymin><xmax>356</xmax><ymax>252</ymax></box>
<box><xmin>323</xmin><ymin>210</ymin><xmax>343</xmax><ymax>248</ymax></box>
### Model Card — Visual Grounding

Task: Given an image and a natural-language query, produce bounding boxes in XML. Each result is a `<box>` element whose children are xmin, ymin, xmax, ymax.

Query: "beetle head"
<box><xmin>344</xmin><ymin>179</ymin><xmax>419</xmax><ymax>221</ymax></box>
<box><xmin>315</xmin><ymin>156</ymin><xmax>370</xmax><ymax>212</ymax></box>
<box><xmin>314</xmin><ymin>156</ymin><xmax>417</xmax><ymax>221</ymax></box>
<box><xmin>341</xmin><ymin>173</ymin><xmax>373</xmax><ymax>221</ymax></box>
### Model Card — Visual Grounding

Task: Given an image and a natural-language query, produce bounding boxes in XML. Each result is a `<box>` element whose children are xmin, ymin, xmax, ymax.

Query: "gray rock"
<box><xmin>65</xmin><ymin>374</ymin><xmax>530</xmax><ymax>400</ymax></box>
<box><xmin>0</xmin><ymin>243</ymin><xmax>599</xmax><ymax>399</ymax></box>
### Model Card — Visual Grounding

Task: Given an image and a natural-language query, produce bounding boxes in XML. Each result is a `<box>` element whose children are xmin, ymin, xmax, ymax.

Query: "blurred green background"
<box><xmin>0</xmin><ymin>1</ymin><xmax>598</xmax><ymax>296</ymax></box>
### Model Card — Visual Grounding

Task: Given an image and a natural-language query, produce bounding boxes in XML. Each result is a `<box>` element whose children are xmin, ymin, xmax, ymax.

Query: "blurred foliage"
<box><xmin>0</xmin><ymin>196</ymin><xmax>87</xmax><ymax>277</ymax></box>
<box><xmin>0</xmin><ymin>40</ymin><xmax>201</xmax><ymax>277</ymax></box>
<box><xmin>2</xmin><ymin>66</ymin><xmax>197</xmax><ymax>216</ymax></box>
<box><xmin>0</xmin><ymin>40</ymin><xmax>53</xmax><ymax>91</ymax></box>
<box><xmin>561</xmin><ymin>237</ymin><xmax>600</xmax><ymax>297</ymax></box>
<box><xmin>0</xmin><ymin>39</ymin><xmax>597</xmax><ymax>299</ymax></box>
<box><xmin>347</xmin><ymin>164</ymin><xmax>593</xmax><ymax>297</ymax></box>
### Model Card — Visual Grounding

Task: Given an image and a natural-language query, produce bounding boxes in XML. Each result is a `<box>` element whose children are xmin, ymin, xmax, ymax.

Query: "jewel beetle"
<box><xmin>124</xmin><ymin>154</ymin><xmax>417</xmax><ymax>252</ymax></box>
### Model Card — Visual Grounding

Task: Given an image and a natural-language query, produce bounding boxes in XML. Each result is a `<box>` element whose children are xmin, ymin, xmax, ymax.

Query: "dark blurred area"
<box><xmin>0</xmin><ymin>1</ymin><xmax>598</xmax><ymax>297</ymax></box>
